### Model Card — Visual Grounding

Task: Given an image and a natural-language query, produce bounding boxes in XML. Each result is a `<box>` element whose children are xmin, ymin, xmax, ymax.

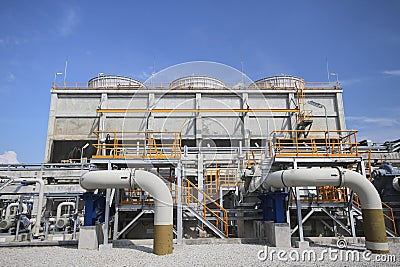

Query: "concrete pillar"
<box><xmin>195</xmin><ymin>93</ymin><xmax>202</xmax><ymax>146</ymax></box>
<box><xmin>288</xmin><ymin>92</ymin><xmax>296</xmax><ymax>130</ymax></box>
<box><xmin>147</xmin><ymin>93</ymin><xmax>155</xmax><ymax>130</ymax></box>
<box><xmin>99</xmin><ymin>93</ymin><xmax>108</xmax><ymax>138</ymax></box>
<box><xmin>78</xmin><ymin>224</ymin><xmax>104</xmax><ymax>250</ymax></box>
<box><xmin>44</xmin><ymin>93</ymin><xmax>58</xmax><ymax>163</ymax></box>
<box><xmin>264</xmin><ymin>221</ymin><xmax>291</xmax><ymax>247</ymax></box>
<box><xmin>335</xmin><ymin>92</ymin><xmax>346</xmax><ymax>130</ymax></box>
<box><xmin>242</xmin><ymin>92</ymin><xmax>249</xmax><ymax>145</ymax></box>
<box><xmin>253</xmin><ymin>221</ymin><xmax>291</xmax><ymax>247</ymax></box>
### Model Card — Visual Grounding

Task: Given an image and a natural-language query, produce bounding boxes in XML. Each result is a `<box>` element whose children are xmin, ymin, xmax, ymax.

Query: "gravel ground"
<box><xmin>0</xmin><ymin>242</ymin><xmax>399</xmax><ymax>266</ymax></box>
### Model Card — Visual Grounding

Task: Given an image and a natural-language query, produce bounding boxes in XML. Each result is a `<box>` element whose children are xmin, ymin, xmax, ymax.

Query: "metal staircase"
<box><xmin>295</xmin><ymin>82</ymin><xmax>313</xmax><ymax>136</ymax></box>
<box><xmin>352</xmin><ymin>199</ymin><xmax>398</xmax><ymax>237</ymax></box>
<box><xmin>0</xmin><ymin>175</ymin><xmax>16</xmax><ymax>191</ymax></box>
<box><xmin>182</xmin><ymin>178</ymin><xmax>229</xmax><ymax>238</ymax></box>
<box><xmin>183</xmin><ymin>206</ymin><xmax>226</xmax><ymax>239</ymax></box>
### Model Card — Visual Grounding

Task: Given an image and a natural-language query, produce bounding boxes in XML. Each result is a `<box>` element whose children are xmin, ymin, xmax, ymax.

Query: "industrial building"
<box><xmin>0</xmin><ymin>62</ymin><xmax>399</xmax><ymax>255</ymax></box>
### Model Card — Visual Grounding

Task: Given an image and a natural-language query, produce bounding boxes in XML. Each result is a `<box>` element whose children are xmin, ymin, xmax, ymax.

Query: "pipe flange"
<box><xmin>333</xmin><ymin>167</ymin><xmax>343</xmax><ymax>187</ymax></box>
<box><xmin>280</xmin><ymin>170</ymin><xmax>287</xmax><ymax>188</ymax></box>
<box><xmin>393</xmin><ymin>176</ymin><xmax>400</xmax><ymax>191</ymax></box>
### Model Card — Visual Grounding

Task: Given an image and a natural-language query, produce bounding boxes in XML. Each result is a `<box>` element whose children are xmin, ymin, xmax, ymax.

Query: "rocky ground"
<box><xmin>0</xmin><ymin>241</ymin><xmax>399</xmax><ymax>266</ymax></box>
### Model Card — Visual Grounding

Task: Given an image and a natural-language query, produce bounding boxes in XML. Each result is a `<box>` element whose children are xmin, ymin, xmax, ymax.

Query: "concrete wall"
<box><xmin>45</xmin><ymin>87</ymin><xmax>346</xmax><ymax>163</ymax></box>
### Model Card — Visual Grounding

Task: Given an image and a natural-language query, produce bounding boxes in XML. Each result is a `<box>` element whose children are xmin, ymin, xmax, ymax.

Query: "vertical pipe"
<box><xmin>134</xmin><ymin>170</ymin><xmax>173</xmax><ymax>255</ymax></box>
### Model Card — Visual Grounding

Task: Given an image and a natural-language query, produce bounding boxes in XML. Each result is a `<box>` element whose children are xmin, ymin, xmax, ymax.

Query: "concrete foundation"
<box><xmin>78</xmin><ymin>224</ymin><xmax>104</xmax><ymax>250</ymax></box>
<box><xmin>253</xmin><ymin>221</ymin><xmax>291</xmax><ymax>247</ymax></box>
<box><xmin>238</xmin><ymin>219</ymin><xmax>256</xmax><ymax>238</ymax></box>
<box><xmin>295</xmin><ymin>240</ymin><xmax>309</xmax><ymax>249</ymax></box>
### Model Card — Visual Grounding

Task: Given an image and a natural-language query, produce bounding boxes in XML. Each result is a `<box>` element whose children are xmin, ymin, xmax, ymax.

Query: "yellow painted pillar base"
<box><xmin>153</xmin><ymin>224</ymin><xmax>173</xmax><ymax>255</ymax></box>
<box><xmin>362</xmin><ymin>209</ymin><xmax>389</xmax><ymax>254</ymax></box>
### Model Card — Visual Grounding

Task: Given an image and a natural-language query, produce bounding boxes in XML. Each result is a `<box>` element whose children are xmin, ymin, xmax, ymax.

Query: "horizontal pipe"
<box><xmin>80</xmin><ymin>169</ymin><xmax>173</xmax><ymax>255</ymax></box>
<box><xmin>265</xmin><ymin>168</ymin><xmax>389</xmax><ymax>254</ymax></box>
<box><xmin>80</xmin><ymin>170</ymin><xmax>134</xmax><ymax>190</ymax></box>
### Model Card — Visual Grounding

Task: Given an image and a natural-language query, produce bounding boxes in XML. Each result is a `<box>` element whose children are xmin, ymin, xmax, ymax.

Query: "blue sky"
<box><xmin>0</xmin><ymin>0</ymin><xmax>399</xmax><ymax>163</ymax></box>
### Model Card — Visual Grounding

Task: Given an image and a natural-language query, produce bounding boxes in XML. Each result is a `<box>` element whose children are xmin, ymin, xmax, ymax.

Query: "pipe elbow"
<box><xmin>341</xmin><ymin>169</ymin><xmax>381</xmax><ymax>209</ymax></box>
<box><xmin>56</xmin><ymin>202</ymin><xmax>76</xmax><ymax>221</ymax></box>
<box><xmin>134</xmin><ymin>170</ymin><xmax>173</xmax><ymax>225</ymax></box>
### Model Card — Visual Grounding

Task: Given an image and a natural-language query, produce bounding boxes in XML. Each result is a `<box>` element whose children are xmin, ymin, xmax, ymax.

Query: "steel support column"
<box><xmin>176</xmin><ymin>161</ymin><xmax>183</xmax><ymax>242</ymax></box>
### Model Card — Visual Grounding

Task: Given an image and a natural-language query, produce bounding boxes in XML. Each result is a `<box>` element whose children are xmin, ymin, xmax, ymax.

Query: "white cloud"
<box><xmin>382</xmin><ymin>70</ymin><xmax>400</xmax><ymax>76</ymax></box>
<box><xmin>346</xmin><ymin>116</ymin><xmax>400</xmax><ymax>142</ymax></box>
<box><xmin>347</xmin><ymin>116</ymin><xmax>399</xmax><ymax>127</ymax></box>
<box><xmin>57</xmin><ymin>7</ymin><xmax>79</xmax><ymax>36</ymax></box>
<box><xmin>339</xmin><ymin>78</ymin><xmax>364</xmax><ymax>86</ymax></box>
<box><xmin>0</xmin><ymin>151</ymin><xmax>19</xmax><ymax>164</ymax></box>
<box><xmin>6</xmin><ymin>72</ymin><xmax>16</xmax><ymax>82</ymax></box>
<box><xmin>0</xmin><ymin>36</ymin><xmax>28</xmax><ymax>47</ymax></box>
<box><xmin>135</xmin><ymin>71</ymin><xmax>151</xmax><ymax>80</ymax></box>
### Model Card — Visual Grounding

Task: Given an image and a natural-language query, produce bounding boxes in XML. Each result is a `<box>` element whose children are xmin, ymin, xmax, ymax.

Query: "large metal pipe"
<box><xmin>56</xmin><ymin>202</ymin><xmax>76</xmax><ymax>221</ymax></box>
<box><xmin>265</xmin><ymin>168</ymin><xmax>389</xmax><ymax>254</ymax></box>
<box><xmin>0</xmin><ymin>203</ymin><xmax>29</xmax><ymax>231</ymax></box>
<box><xmin>5</xmin><ymin>203</ymin><xmax>28</xmax><ymax>219</ymax></box>
<box><xmin>55</xmin><ymin>202</ymin><xmax>75</xmax><ymax>229</ymax></box>
<box><xmin>13</xmin><ymin>178</ymin><xmax>45</xmax><ymax>238</ymax></box>
<box><xmin>80</xmin><ymin>169</ymin><xmax>173</xmax><ymax>255</ymax></box>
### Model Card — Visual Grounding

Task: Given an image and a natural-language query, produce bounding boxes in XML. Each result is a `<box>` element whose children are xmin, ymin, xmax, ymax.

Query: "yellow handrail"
<box><xmin>382</xmin><ymin>201</ymin><xmax>397</xmax><ymax>235</ymax></box>
<box><xmin>92</xmin><ymin>130</ymin><xmax>182</xmax><ymax>159</ymax></box>
<box><xmin>183</xmin><ymin>178</ymin><xmax>229</xmax><ymax>237</ymax></box>
<box><xmin>353</xmin><ymin>195</ymin><xmax>397</xmax><ymax>235</ymax></box>
<box><xmin>205</xmin><ymin>168</ymin><xmax>238</xmax><ymax>200</ymax></box>
<box><xmin>270</xmin><ymin>130</ymin><xmax>359</xmax><ymax>157</ymax></box>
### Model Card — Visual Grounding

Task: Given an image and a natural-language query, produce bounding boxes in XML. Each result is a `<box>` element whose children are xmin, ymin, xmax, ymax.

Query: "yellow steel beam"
<box><xmin>97</xmin><ymin>108</ymin><xmax>299</xmax><ymax>113</ymax></box>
